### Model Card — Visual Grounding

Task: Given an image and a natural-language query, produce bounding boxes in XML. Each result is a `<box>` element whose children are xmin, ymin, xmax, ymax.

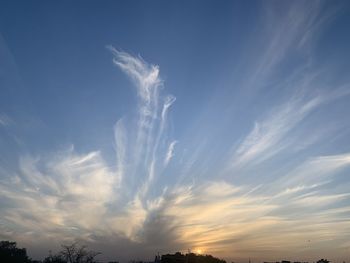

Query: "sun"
<box><xmin>195</xmin><ymin>248</ymin><xmax>203</xmax><ymax>254</ymax></box>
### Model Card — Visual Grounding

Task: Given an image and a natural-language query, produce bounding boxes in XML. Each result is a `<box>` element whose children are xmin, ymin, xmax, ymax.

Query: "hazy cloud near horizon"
<box><xmin>1</xmin><ymin>1</ymin><xmax>350</xmax><ymax>262</ymax></box>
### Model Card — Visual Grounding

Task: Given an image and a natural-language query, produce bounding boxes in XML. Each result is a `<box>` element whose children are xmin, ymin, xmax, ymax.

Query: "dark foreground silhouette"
<box><xmin>0</xmin><ymin>240</ymin><xmax>331</xmax><ymax>263</ymax></box>
<box><xmin>0</xmin><ymin>241</ymin><xmax>100</xmax><ymax>263</ymax></box>
<box><xmin>161</xmin><ymin>252</ymin><xmax>226</xmax><ymax>263</ymax></box>
<box><xmin>0</xmin><ymin>241</ymin><xmax>32</xmax><ymax>263</ymax></box>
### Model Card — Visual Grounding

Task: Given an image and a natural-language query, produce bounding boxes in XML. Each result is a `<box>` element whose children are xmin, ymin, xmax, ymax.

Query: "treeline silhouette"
<box><xmin>0</xmin><ymin>240</ymin><xmax>332</xmax><ymax>263</ymax></box>
<box><xmin>0</xmin><ymin>241</ymin><xmax>100</xmax><ymax>263</ymax></box>
<box><xmin>161</xmin><ymin>252</ymin><xmax>226</xmax><ymax>263</ymax></box>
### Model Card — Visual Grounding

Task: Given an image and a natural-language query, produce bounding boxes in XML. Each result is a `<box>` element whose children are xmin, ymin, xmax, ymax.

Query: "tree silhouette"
<box><xmin>0</xmin><ymin>240</ymin><xmax>31</xmax><ymax>263</ymax></box>
<box><xmin>43</xmin><ymin>242</ymin><xmax>101</xmax><ymax>263</ymax></box>
<box><xmin>161</xmin><ymin>252</ymin><xmax>226</xmax><ymax>263</ymax></box>
<box><xmin>43</xmin><ymin>253</ymin><xmax>66</xmax><ymax>263</ymax></box>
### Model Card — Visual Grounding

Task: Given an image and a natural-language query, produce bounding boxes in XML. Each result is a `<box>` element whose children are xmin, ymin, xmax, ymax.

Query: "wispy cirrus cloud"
<box><xmin>0</xmin><ymin>49</ymin><xmax>179</xmax><ymax>256</ymax></box>
<box><xmin>147</xmin><ymin>153</ymin><xmax>350</xmax><ymax>259</ymax></box>
<box><xmin>1</xmin><ymin>1</ymin><xmax>350</xmax><ymax>259</ymax></box>
<box><xmin>241</xmin><ymin>1</ymin><xmax>331</xmax><ymax>93</ymax></box>
<box><xmin>231</xmin><ymin>96</ymin><xmax>321</xmax><ymax>168</ymax></box>
<box><xmin>0</xmin><ymin>148</ymin><xmax>114</xmax><ymax>240</ymax></box>
<box><xmin>279</xmin><ymin>153</ymin><xmax>350</xmax><ymax>188</ymax></box>
<box><xmin>2</xmin><ymin>150</ymin><xmax>350</xmax><ymax>259</ymax></box>
<box><xmin>164</xmin><ymin>140</ymin><xmax>177</xmax><ymax>166</ymax></box>
<box><xmin>108</xmin><ymin>47</ymin><xmax>177</xmax><ymax>199</ymax></box>
<box><xmin>0</xmin><ymin>113</ymin><xmax>13</xmax><ymax>127</ymax></box>
<box><xmin>230</xmin><ymin>84</ymin><xmax>350</xmax><ymax>169</ymax></box>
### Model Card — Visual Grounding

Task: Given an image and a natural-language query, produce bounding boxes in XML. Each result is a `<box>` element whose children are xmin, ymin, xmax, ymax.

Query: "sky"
<box><xmin>1</xmin><ymin>0</ymin><xmax>350</xmax><ymax>262</ymax></box>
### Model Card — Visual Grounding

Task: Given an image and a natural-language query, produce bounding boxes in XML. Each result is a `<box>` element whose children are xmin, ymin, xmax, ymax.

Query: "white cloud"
<box><xmin>114</xmin><ymin>119</ymin><xmax>127</xmax><ymax>187</ymax></box>
<box><xmin>164</xmin><ymin>140</ymin><xmax>177</xmax><ymax>166</ymax></box>
<box><xmin>108</xmin><ymin>47</ymin><xmax>162</xmax><ymax>104</ymax></box>
<box><xmin>0</xmin><ymin>148</ymin><xmax>115</xmax><ymax>239</ymax></box>
<box><xmin>231</xmin><ymin>83</ymin><xmax>350</xmax><ymax>170</ymax></box>
<box><xmin>281</xmin><ymin>153</ymin><xmax>350</xmax><ymax>187</ymax></box>
<box><xmin>232</xmin><ymin>96</ymin><xmax>322</xmax><ymax>168</ymax></box>
<box><xmin>0</xmin><ymin>113</ymin><xmax>13</xmax><ymax>127</ymax></box>
<box><xmin>149</xmin><ymin>162</ymin><xmax>350</xmax><ymax>259</ymax></box>
<box><xmin>108</xmin><ymin>47</ymin><xmax>177</xmax><ymax>199</ymax></box>
<box><xmin>1</xmin><ymin>149</ymin><xmax>350</xmax><ymax>260</ymax></box>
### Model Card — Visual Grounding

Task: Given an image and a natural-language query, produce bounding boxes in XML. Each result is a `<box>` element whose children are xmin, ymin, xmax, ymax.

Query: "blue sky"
<box><xmin>1</xmin><ymin>0</ymin><xmax>350</xmax><ymax>262</ymax></box>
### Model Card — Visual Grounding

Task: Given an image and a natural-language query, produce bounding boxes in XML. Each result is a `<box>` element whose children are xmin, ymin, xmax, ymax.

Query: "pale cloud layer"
<box><xmin>1</xmin><ymin>151</ymin><xmax>349</xmax><ymax>261</ymax></box>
